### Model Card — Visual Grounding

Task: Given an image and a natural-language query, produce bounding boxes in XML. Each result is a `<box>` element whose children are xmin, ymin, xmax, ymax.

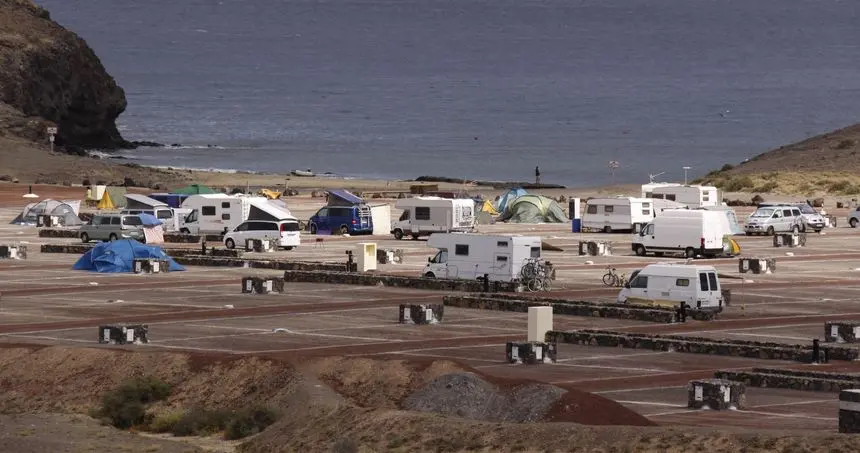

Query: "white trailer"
<box><xmin>423</xmin><ymin>233</ymin><xmax>542</xmax><ymax>282</ymax></box>
<box><xmin>180</xmin><ymin>194</ymin><xmax>279</xmax><ymax>234</ymax></box>
<box><xmin>392</xmin><ymin>197</ymin><xmax>475</xmax><ymax>240</ymax></box>
<box><xmin>582</xmin><ymin>197</ymin><xmax>657</xmax><ymax>233</ymax></box>
<box><xmin>647</xmin><ymin>185</ymin><xmax>721</xmax><ymax>208</ymax></box>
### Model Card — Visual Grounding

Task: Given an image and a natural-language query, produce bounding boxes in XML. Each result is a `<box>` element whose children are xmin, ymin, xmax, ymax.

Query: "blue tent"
<box><xmin>138</xmin><ymin>213</ymin><xmax>162</xmax><ymax>226</ymax></box>
<box><xmin>73</xmin><ymin>239</ymin><xmax>184</xmax><ymax>273</ymax></box>
<box><xmin>495</xmin><ymin>188</ymin><xmax>527</xmax><ymax>213</ymax></box>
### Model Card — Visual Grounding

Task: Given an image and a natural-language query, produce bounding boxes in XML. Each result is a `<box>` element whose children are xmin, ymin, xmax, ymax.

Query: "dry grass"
<box><xmin>696</xmin><ymin>171</ymin><xmax>860</xmax><ymax>196</ymax></box>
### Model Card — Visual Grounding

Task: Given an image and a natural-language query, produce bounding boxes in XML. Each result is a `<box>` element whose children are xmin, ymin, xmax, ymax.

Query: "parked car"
<box><xmin>308</xmin><ymin>205</ymin><xmax>372</xmax><ymax>235</ymax></box>
<box><xmin>744</xmin><ymin>205</ymin><xmax>804</xmax><ymax>236</ymax></box>
<box><xmin>223</xmin><ymin>219</ymin><xmax>301</xmax><ymax>250</ymax></box>
<box><xmin>617</xmin><ymin>263</ymin><xmax>724</xmax><ymax>311</ymax></box>
<box><xmin>758</xmin><ymin>202</ymin><xmax>826</xmax><ymax>232</ymax></box>
<box><xmin>79</xmin><ymin>214</ymin><xmax>145</xmax><ymax>243</ymax></box>
<box><xmin>848</xmin><ymin>207</ymin><xmax>860</xmax><ymax>228</ymax></box>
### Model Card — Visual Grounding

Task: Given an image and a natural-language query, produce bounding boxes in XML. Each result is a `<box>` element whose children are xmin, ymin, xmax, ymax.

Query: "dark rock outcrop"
<box><xmin>0</xmin><ymin>0</ymin><xmax>129</xmax><ymax>149</ymax></box>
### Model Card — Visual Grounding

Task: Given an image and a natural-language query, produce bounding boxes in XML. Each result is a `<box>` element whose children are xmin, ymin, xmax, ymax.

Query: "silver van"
<box><xmin>79</xmin><ymin>214</ymin><xmax>145</xmax><ymax>243</ymax></box>
<box><xmin>744</xmin><ymin>205</ymin><xmax>804</xmax><ymax>236</ymax></box>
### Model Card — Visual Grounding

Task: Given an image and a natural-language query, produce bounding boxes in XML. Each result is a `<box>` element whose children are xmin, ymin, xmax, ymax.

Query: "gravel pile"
<box><xmin>402</xmin><ymin>372</ymin><xmax>566</xmax><ymax>422</ymax></box>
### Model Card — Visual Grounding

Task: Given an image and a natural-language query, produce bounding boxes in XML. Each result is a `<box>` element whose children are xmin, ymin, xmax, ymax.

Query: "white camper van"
<box><xmin>423</xmin><ymin>233</ymin><xmax>541</xmax><ymax>282</ymax></box>
<box><xmin>392</xmin><ymin>197</ymin><xmax>475</xmax><ymax>240</ymax></box>
<box><xmin>617</xmin><ymin>263</ymin><xmax>724</xmax><ymax>310</ymax></box>
<box><xmin>582</xmin><ymin>197</ymin><xmax>656</xmax><ymax>233</ymax></box>
<box><xmin>180</xmin><ymin>195</ymin><xmax>291</xmax><ymax>235</ymax></box>
<box><xmin>632</xmin><ymin>209</ymin><xmax>736</xmax><ymax>258</ymax></box>
<box><xmin>121</xmin><ymin>194</ymin><xmax>177</xmax><ymax>231</ymax></box>
<box><xmin>648</xmin><ymin>185</ymin><xmax>721</xmax><ymax>208</ymax></box>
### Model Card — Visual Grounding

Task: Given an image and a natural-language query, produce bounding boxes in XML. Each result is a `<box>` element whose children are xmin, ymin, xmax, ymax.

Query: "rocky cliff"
<box><xmin>0</xmin><ymin>0</ymin><xmax>129</xmax><ymax>150</ymax></box>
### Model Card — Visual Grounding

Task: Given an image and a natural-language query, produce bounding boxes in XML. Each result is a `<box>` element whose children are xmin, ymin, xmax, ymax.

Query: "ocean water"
<box><xmin>35</xmin><ymin>0</ymin><xmax>860</xmax><ymax>187</ymax></box>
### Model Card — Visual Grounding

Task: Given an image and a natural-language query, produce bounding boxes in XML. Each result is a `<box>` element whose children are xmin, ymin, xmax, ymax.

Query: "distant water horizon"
<box><xmin>36</xmin><ymin>0</ymin><xmax>860</xmax><ymax>187</ymax></box>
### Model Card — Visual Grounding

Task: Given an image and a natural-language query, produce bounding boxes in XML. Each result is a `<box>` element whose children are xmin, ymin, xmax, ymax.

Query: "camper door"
<box><xmin>696</xmin><ymin>270</ymin><xmax>720</xmax><ymax>309</ymax></box>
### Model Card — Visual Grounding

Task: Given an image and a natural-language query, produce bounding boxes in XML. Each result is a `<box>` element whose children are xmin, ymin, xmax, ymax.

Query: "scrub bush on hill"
<box><xmin>93</xmin><ymin>376</ymin><xmax>171</xmax><ymax>429</ymax></box>
<box><xmin>224</xmin><ymin>406</ymin><xmax>281</xmax><ymax>440</ymax></box>
<box><xmin>170</xmin><ymin>408</ymin><xmax>231</xmax><ymax>437</ymax></box>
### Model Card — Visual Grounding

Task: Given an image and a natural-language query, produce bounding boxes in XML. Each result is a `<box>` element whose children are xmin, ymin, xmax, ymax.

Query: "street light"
<box><xmin>682</xmin><ymin>166</ymin><xmax>691</xmax><ymax>185</ymax></box>
<box><xmin>46</xmin><ymin>126</ymin><xmax>57</xmax><ymax>153</ymax></box>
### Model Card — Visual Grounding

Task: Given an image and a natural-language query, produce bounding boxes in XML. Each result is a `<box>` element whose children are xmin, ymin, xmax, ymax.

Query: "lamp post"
<box><xmin>46</xmin><ymin>126</ymin><xmax>57</xmax><ymax>153</ymax></box>
<box><xmin>682</xmin><ymin>166</ymin><xmax>691</xmax><ymax>185</ymax></box>
<box><xmin>609</xmin><ymin>160</ymin><xmax>620</xmax><ymax>185</ymax></box>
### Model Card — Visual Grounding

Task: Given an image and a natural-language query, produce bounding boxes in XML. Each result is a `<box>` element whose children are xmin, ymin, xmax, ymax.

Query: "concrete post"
<box><xmin>528</xmin><ymin>306</ymin><xmax>553</xmax><ymax>342</ymax></box>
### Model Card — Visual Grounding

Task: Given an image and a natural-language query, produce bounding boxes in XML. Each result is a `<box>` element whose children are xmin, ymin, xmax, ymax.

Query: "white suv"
<box><xmin>224</xmin><ymin>219</ymin><xmax>301</xmax><ymax>250</ymax></box>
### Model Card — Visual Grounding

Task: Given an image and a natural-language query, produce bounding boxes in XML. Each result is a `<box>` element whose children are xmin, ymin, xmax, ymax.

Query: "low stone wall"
<box><xmin>40</xmin><ymin>244</ymin><xmax>92</xmax><ymax>254</ymax></box>
<box><xmin>282</xmin><ymin>270</ymin><xmax>519</xmax><ymax>292</ymax></box>
<box><xmin>203</xmin><ymin>234</ymin><xmax>224</xmax><ymax>242</ymax></box>
<box><xmin>443</xmin><ymin>294</ymin><xmax>678</xmax><ymax>323</ymax></box>
<box><xmin>38</xmin><ymin>229</ymin><xmax>80</xmax><ymax>238</ymax></box>
<box><xmin>546</xmin><ymin>329</ymin><xmax>859</xmax><ymax>362</ymax></box>
<box><xmin>715</xmin><ymin>369</ymin><xmax>860</xmax><ymax>393</ymax></box>
<box><xmin>174</xmin><ymin>256</ymin><xmax>348</xmax><ymax>272</ymax></box>
<box><xmin>166</xmin><ymin>248</ymin><xmax>243</xmax><ymax>258</ymax></box>
<box><xmin>164</xmin><ymin>233</ymin><xmax>202</xmax><ymax>243</ymax></box>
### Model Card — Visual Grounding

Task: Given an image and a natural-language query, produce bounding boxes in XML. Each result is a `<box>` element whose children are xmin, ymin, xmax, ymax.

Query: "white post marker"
<box><xmin>46</xmin><ymin>126</ymin><xmax>57</xmax><ymax>153</ymax></box>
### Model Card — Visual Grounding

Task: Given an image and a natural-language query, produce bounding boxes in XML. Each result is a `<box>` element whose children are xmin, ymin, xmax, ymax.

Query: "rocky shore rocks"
<box><xmin>0</xmin><ymin>0</ymin><xmax>129</xmax><ymax>150</ymax></box>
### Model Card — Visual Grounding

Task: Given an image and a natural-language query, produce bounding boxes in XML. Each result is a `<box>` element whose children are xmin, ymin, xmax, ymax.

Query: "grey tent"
<box><xmin>12</xmin><ymin>199</ymin><xmax>82</xmax><ymax>226</ymax></box>
<box><xmin>497</xmin><ymin>195</ymin><xmax>567</xmax><ymax>223</ymax></box>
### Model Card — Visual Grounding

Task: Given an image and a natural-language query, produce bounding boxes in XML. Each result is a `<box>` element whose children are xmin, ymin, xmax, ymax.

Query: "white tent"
<box><xmin>12</xmin><ymin>199</ymin><xmax>82</xmax><ymax>226</ymax></box>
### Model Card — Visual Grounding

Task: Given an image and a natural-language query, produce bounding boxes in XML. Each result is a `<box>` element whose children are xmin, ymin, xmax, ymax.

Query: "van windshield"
<box><xmin>752</xmin><ymin>208</ymin><xmax>774</xmax><ymax>218</ymax></box>
<box><xmin>798</xmin><ymin>205</ymin><xmax>817</xmax><ymax>215</ymax></box>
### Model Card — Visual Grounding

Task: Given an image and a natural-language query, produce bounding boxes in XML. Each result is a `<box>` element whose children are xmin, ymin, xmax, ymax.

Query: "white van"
<box><xmin>617</xmin><ymin>264</ymin><xmax>724</xmax><ymax>310</ymax></box>
<box><xmin>744</xmin><ymin>205</ymin><xmax>804</xmax><ymax>236</ymax></box>
<box><xmin>582</xmin><ymin>197</ymin><xmax>656</xmax><ymax>233</ymax></box>
<box><xmin>392</xmin><ymin>197</ymin><xmax>475</xmax><ymax>240</ymax></box>
<box><xmin>632</xmin><ymin>209</ymin><xmax>738</xmax><ymax>258</ymax></box>
<box><xmin>423</xmin><ymin>233</ymin><xmax>541</xmax><ymax>281</ymax></box>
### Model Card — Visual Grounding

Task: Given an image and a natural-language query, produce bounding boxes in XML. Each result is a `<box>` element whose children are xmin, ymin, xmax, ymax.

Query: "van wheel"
<box><xmin>411</xmin><ymin>234</ymin><xmax>420</xmax><ymax>240</ymax></box>
<box><xmin>108</xmin><ymin>233</ymin><xmax>117</xmax><ymax>242</ymax></box>
<box><xmin>393</xmin><ymin>229</ymin><xmax>404</xmax><ymax>240</ymax></box>
<box><xmin>309</xmin><ymin>224</ymin><xmax>317</xmax><ymax>234</ymax></box>
<box><xmin>634</xmin><ymin>245</ymin><xmax>647</xmax><ymax>257</ymax></box>
<box><xmin>684</xmin><ymin>247</ymin><xmax>696</xmax><ymax>259</ymax></box>
<box><xmin>603</xmin><ymin>226</ymin><xmax>612</xmax><ymax>233</ymax></box>
<box><xmin>80</xmin><ymin>233</ymin><xmax>89</xmax><ymax>243</ymax></box>
<box><xmin>284</xmin><ymin>246</ymin><xmax>294</xmax><ymax>251</ymax></box>
<box><xmin>851</xmin><ymin>218</ymin><xmax>858</xmax><ymax>228</ymax></box>
<box><xmin>340</xmin><ymin>226</ymin><xmax>349</xmax><ymax>235</ymax></box>
<box><xmin>225</xmin><ymin>238</ymin><xmax>235</xmax><ymax>249</ymax></box>
<box><xmin>180</xmin><ymin>228</ymin><xmax>190</xmax><ymax>234</ymax></box>
<box><xmin>424</xmin><ymin>272</ymin><xmax>435</xmax><ymax>278</ymax></box>
<box><xmin>766</xmin><ymin>226</ymin><xmax>775</xmax><ymax>236</ymax></box>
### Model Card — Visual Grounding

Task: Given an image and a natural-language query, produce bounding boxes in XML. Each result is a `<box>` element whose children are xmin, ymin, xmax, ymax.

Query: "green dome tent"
<box><xmin>497</xmin><ymin>195</ymin><xmax>567</xmax><ymax>223</ymax></box>
<box><xmin>173</xmin><ymin>184</ymin><xmax>217</xmax><ymax>195</ymax></box>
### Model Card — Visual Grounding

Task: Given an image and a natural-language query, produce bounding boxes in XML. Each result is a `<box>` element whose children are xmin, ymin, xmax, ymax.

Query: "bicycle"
<box><xmin>520</xmin><ymin>257</ymin><xmax>552</xmax><ymax>292</ymax></box>
<box><xmin>602</xmin><ymin>266</ymin><xmax>619</xmax><ymax>286</ymax></box>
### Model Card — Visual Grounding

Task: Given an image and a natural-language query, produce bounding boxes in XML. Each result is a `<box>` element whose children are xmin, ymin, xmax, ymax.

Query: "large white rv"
<box><xmin>423</xmin><ymin>233</ymin><xmax>542</xmax><ymax>282</ymax></box>
<box><xmin>643</xmin><ymin>184</ymin><xmax>721</xmax><ymax>208</ymax></box>
<box><xmin>392</xmin><ymin>197</ymin><xmax>475</xmax><ymax>240</ymax></box>
<box><xmin>180</xmin><ymin>195</ymin><xmax>292</xmax><ymax>235</ymax></box>
<box><xmin>582</xmin><ymin>197</ymin><xmax>656</xmax><ymax>233</ymax></box>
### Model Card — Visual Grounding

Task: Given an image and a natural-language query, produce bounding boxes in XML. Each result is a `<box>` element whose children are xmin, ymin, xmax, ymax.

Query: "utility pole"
<box><xmin>608</xmin><ymin>160</ymin><xmax>619</xmax><ymax>185</ymax></box>
<box><xmin>683</xmin><ymin>166</ymin><xmax>691</xmax><ymax>185</ymax></box>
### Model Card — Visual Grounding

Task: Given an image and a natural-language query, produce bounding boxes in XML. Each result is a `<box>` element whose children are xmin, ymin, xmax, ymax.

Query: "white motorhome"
<box><xmin>632</xmin><ymin>209</ymin><xmax>738</xmax><ymax>258</ymax></box>
<box><xmin>646</xmin><ymin>185</ymin><xmax>721</xmax><ymax>208</ymax></box>
<box><xmin>617</xmin><ymin>263</ymin><xmax>724</xmax><ymax>310</ymax></box>
<box><xmin>392</xmin><ymin>197</ymin><xmax>475</xmax><ymax>240</ymax></box>
<box><xmin>180</xmin><ymin>195</ymin><xmax>291</xmax><ymax>235</ymax></box>
<box><xmin>423</xmin><ymin>233</ymin><xmax>542</xmax><ymax>282</ymax></box>
<box><xmin>582</xmin><ymin>197</ymin><xmax>656</xmax><ymax>233</ymax></box>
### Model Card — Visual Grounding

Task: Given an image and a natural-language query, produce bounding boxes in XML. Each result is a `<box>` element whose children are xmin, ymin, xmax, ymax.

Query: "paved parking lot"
<box><xmin>3</xmin><ymin>201</ymin><xmax>860</xmax><ymax>432</ymax></box>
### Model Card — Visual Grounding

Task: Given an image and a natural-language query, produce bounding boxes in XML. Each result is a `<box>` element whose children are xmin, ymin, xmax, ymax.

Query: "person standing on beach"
<box><xmin>535</xmin><ymin>166</ymin><xmax>541</xmax><ymax>185</ymax></box>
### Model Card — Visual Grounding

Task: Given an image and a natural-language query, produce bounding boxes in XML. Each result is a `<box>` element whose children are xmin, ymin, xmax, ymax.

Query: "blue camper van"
<box><xmin>308</xmin><ymin>190</ymin><xmax>373</xmax><ymax>235</ymax></box>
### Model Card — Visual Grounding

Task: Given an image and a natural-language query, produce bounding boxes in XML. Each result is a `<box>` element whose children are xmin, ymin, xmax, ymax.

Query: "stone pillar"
<box><xmin>506</xmin><ymin>341</ymin><xmax>557</xmax><ymax>364</ymax></box>
<box><xmin>825</xmin><ymin>321</ymin><xmax>860</xmax><ymax>343</ymax></box>
<box><xmin>687</xmin><ymin>379</ymin><xmax>746</xmax><ymax>410</ymax></box>
<box><xmin>738</xmin><ymin>257</ymin><xmax>776</xmax><ymax>274</ymax></box>
<box><xmin>840</xmin><ymin>389</ymin><xmax>860</xmax><ymax>433</ymax></box>
<box><xmin>133</xmin><ymin>258</ymin><xmax>169</xmax><ymax>274</ymax></box>
<box><xmin>399</xmin><ymin>304</ymin><xmax>444</xmax><ymax>324</ymax></box>
<box><xmin>528</xmin><ymin>306</ymin><xmax>553</xmax><ymax>342</ymax></box>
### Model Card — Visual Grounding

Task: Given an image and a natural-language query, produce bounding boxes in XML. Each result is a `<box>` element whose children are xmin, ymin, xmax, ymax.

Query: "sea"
<box><xmin>35</xmin><ymin>0</ymin><xmax>860</xmax><ymax>187</ymax></box>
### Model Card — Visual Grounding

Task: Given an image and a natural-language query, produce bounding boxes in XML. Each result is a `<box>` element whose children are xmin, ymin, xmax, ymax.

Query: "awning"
<box><xmin>125</xmin><ymin>194</ymin><xmax>169</xmax><ymax>209</ymax></box>
<box><xmin>248</xmin><ymin>199</ymin><xmax>295</xmax><ymax>221</ymax></box>
<box><xmin>326</xmin><ymin>189</ymin><xmax>363</xmax><ymax>206</ymax></box>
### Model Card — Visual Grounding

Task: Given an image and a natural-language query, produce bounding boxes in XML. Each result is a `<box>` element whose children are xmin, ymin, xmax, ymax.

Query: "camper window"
<box><xmin>111</xmin><ymin>217</ymin><xmax>121</xmax><ymax>225</ymax></box>
<box><xmin>496</xmin><ymin>255</ymin><xmax>508</xmax><ymax>262</ymax></box>
<box><xmin>586</xmin><ymin>205</ymin><xmax>598</xmax><ymax>214</ymax></box>
<box><xmin>666</xmin><ymin>194</ymin><xmax>676</xmax><ymax>201</ymax></box>
<box><xmin>641</xmin><ymin>203</ymin><xmax>650</xmax><ymax>215</ymax></box>
<box><xmin>497</xmin><ymin>241</ymin><xmax>508</xmax><ymax>247</ymax></box>
<box><xmin>222</xmin><ymin>213</ymin><xmax>231</xmax><ymax>220</ymax></box>
<box><xmin>221</xmin><ymin>202</ymin><xmax>230</xmax><ymax>208</ymax></box>
<box><xmin>415</xmin><ymin>207</ymin><xmax>431</xmax><ymax>220</ymax></box>
<box><xmin>652</xmin><ymin>193</ymin><xmax>664</xmax><ymax>199</ymax></box>
<box><xmin>455</xmin><ymin>244</ymin><xmax>469</xmax><ymax>256</ymax></box>
<box><xmin>399</xmin><ymin>210</ymin><xmax>410</xmax><ymax>221</ymax></box>
<box><xmin>530</xmin><ymin>246</ymin><xmax>540</xmax><ymax>258</ymax></box>
<box><xmin>604</xmin><ymin>206</ymin><xmax>614</xmax><ymax>213</ymax></box>
<box><xmin>630</xmin><ymin>276</ymin><xmax>648</xmax><ymax>288</ymax></box>
<box><xmin>703</xmin><ymin>192</ymin><xmax>710</xmax><ymax>202</ymax></box>
<box><xmin>202</xmin><ymin>206</ymin><xmax>216</xmax><ymax>216</ymax></box>
<box><xmin>123</xmin><ymin>216</ymin><xmax>142</xmax><ymax>226</ymax></box>
<box><xmin>699</xmin><ymin>273</ymin><xmax>709</xmax><ymax>291</ymax></box>
<box><xmin>157</xmin><ymin>210</ymin><xmax>172</xmax><ymax>219</ymax></box>
<box><xmin>676</xmin><ymin>278</ymin><xmax>690</xmax><ymax>287</ymax></box>
<box><xmin>98</xmin><ymin>217</ymin><xmax>111</xmax><ymax>225</ymax></box>
<box><xmin>708</xmin><ymin>273</ymin><xmax>718</xmax><ymax>291</ymax></box>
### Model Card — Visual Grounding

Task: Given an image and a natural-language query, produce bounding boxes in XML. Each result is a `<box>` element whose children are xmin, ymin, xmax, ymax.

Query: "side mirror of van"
<box><xmin>624</xmin><ymin>282</ymin><xmax>630</xmax><ymax>289</ymax></box>
<box><xmin>428</xmin><ymin>257</ymin><xmax>432</xmax><ymax>263</ymax></box>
